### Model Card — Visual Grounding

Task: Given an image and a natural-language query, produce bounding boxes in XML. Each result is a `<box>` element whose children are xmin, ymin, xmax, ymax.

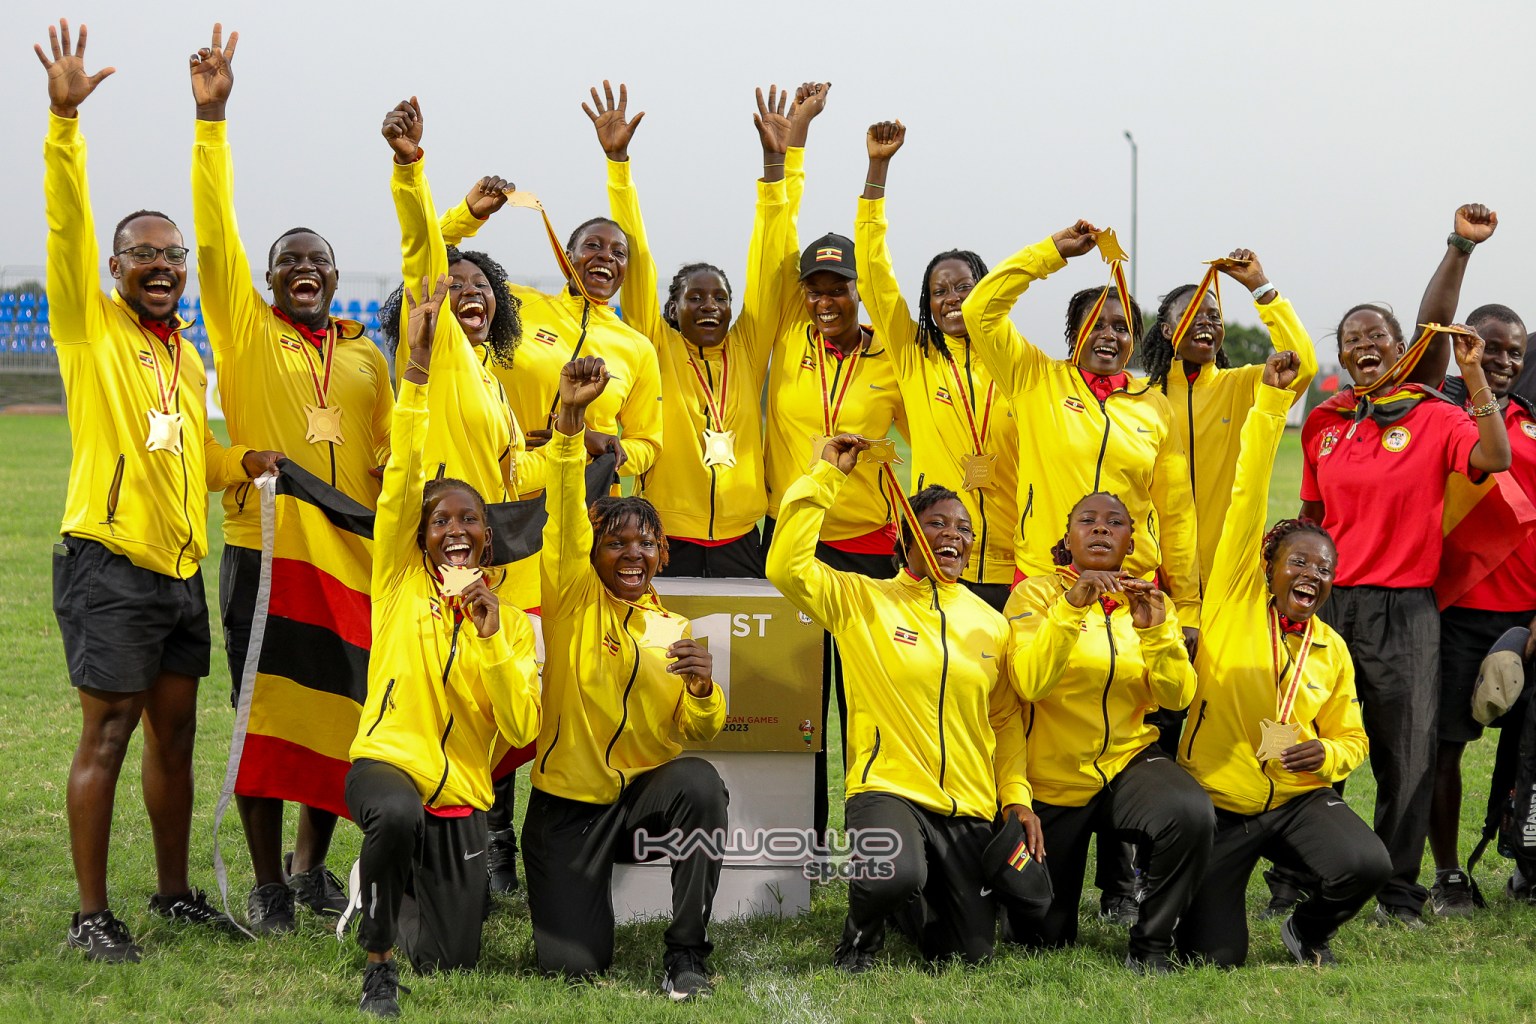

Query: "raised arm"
<box><xmin>855</xmin><ymin>120</ymin><xmax>919</xmax><ymax>373</ymax></box>
<box><xmin>764</xmin><ymin>435</ymin><xmax>868</xmax><ymax>636</ymax></box>
<box><xmin>733</xmin><ymin>85</ymin><xmax>795</xmax><ymax>372</ymax></box>
<box><xmin>1456</xmin><ymin>327</ymin><xmax>1512</xmax><ymax>473</ymax></box>
<box><xmin>1413</xmin><ymin>204</ymin><xmax>1498</xmax><ymax>385</ymax></box>
<box><xmin>541</xmin><ymin>357</ymin><xmax>610</xmax><ymax>615</ymax></box>
<box><xmin>592</xmin><ymin>82</ymin><xmax>664</xmax><ymax>343</ymax></box>
<box><xmin>37</xmin><ymin>18</ymin><xmax>115</xmax><ymax>346</ymax></box>
<box><xmin>1216</xmin><ymin>249</ymin><xmax>1317</xmax><ymax>398</ymax></box>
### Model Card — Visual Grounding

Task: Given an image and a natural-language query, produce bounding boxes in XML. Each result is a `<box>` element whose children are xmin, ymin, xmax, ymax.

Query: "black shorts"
<box><xmin>1439</xmin><ymin>605</ymin><xmax>1535</xmax><ymax>744</ymax></box>
<box><xmin>52</xmin><ymin>535</ymin><xmax>210</xmax><ymax>693</ymax></box>
<box><xmin>219</xmin><ymin>544</ymin><xmax>262</xmax><ymax>705</ymax></box>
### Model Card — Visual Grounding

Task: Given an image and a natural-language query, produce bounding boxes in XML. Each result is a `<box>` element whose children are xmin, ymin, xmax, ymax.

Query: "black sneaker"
<box><xmin>247</xmin><ymin>882</ymin><xmax>296</xmax><ymax>935</ymax></box>
<box><xmin>1430</xmin><ymin>870</ymin><xmax>1477</xmax><ymax>918</ymax></box>
<box><xmin>1124</xmin><ymin>951</ymin><xmax>1174</xmax><ymax>975</ymax></box>
<box><xmin>360</xmin><ymin>959</ymin><xmax>410</xmax><ymax>1018</ymax></box>
<box><xmin>662</xmin><ymin>950</ymin><xmax>714</xmax><ymax>1002</ymax></box>
<box><xmin>67</xmin><ymin>909</ymin><xmax>142</xmax><ymax>963</ymax></box>
<box><xmin>1280</xmin><ymin>915</ymin><xmax>1338</xmax><ymax>966</ymax></box>
<box><xmin>1099</xmin><ymin>894</ymin><xmax>1140</xmax><ymax>928</ymax></box>
<box><xmin>487</xmin><ymin>828</ymin><xmax>519</xmax><ymax>894</ymax></box>
<box><xmin>147</xmin><ymin>888</ymin><xmax>248</xmax><ymax>938</ymax></box>
<box><xmin>285</xmin><ymin>853</ymin><xmax>348</xmax><ymax>916</ymax></box>
<box><xmin>1372</xmin><ymin>903</ymin><xmax>1427</xmax><ymax>931</ymax></box>
<box><xmin>1509</xmin><ymin>868</ymin><xmax>1535</xmax><ymax>903</ymax></box>
<box><xmin>832</xmin><ymin>941</ymin><xmax>876</xmax><ymax>975</ymax></box>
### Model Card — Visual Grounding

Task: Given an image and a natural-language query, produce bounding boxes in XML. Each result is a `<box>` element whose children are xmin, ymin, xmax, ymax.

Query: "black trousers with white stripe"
<box><xmin>345</xmin><ymin>759</ymin><xmax>490</xmax><ymax>972</ymax></box>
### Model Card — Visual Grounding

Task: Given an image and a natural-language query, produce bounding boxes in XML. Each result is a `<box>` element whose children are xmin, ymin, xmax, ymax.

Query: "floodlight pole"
<box><xmin>1123</xmin><ymin>130</ymin><xmax>1138</xmax><ymax>296</ymax></box>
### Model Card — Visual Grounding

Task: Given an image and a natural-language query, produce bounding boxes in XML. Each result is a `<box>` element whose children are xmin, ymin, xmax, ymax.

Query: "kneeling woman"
<box><xmin>1176</xmin><ymin>352</ymin><xmax>1390</xmax><ymax>968</ymax></box>
<box><xmin>1005</xmin><ymin>493</ymin><xmax>1212</xmax><ymax>973</ymax></box>
<box><xmin>523</xmin><ymin>357</ymin><xmax>727</xmax><ymax>1002</ymax></box>
<box><xmin>767</xmin><ymin>434</ymin><xmax>1042</xmax><ymax>970</ymax></box>
<box><xmin>345</xmin><ymin>278</ymin><xmax>542</xmax><ymax>1016</ymax></box>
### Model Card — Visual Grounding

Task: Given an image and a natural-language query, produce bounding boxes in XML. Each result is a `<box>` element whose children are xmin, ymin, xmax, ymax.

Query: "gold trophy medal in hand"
<box><xmin>1096</xmin><ymin>227</ymin><xmax>1130</xmax><ymax>265</ymax></box>
<box><xmin>1202</xmin><ymin>256</ymin><xmax>1252</xmax><ymax>270</ymax></box>
<box><xmin>857</xmin><ymin>437</ymin><xmax>902</xmax><ymax>466</ymax></box>
<box><xmin>437</xmin><ymin>565</ymin><xmax>483</xmax><ymax>598</ymax></box>
<box><xmin>1255</xmin><ymin>718</ymin><xmax>1302</xmax><ymax>762</ymax></box>
<box><xmin>640</xmin><ymin>611</ymin><xmax>688</xmax><ymax>652</ymax></box>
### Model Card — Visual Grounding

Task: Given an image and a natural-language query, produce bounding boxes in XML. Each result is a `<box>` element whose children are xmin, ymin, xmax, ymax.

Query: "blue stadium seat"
<box><xmin>18</xmin><ymin>293</ymin><xmax>37</xmax><ymax>309</ymax></box>
<box><xmin>366</xmin><ymin>315</ymin><xmax>381</xmax><ymax>332</ymax></box>
<box><xmin>0</xmin><ymin>308</ymin><xmax>12</xmax><ymax>324</ymax></box>
<box><xmin>0</xmin><ymin>293</ymin><xmax>15</xmax><ymax>307</ymax></box>
<box><xmin>366</xmin><ymin>299</ymin><xmax>380</xmax><ymax>314</ymax></box>
<box><xmin>346</xmin><ymin>300</ymin><xmax>363</xmax><ymax>317</ymax></box>
<box><xmin>330</xmin><ymin>299</ymin><xmax>343</xmax><ymax>315</ymax></box>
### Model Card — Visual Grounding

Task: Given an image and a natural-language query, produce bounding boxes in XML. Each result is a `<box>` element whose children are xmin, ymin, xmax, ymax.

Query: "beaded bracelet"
<box><xmin>1471</xmin><ymin>400</ymin><xmax>1500</xmax><ymax>418</ymax></box>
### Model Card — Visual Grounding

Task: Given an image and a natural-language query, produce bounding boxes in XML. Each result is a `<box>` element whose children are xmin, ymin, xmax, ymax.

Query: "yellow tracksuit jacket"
<box><xmin>1178</xmin><ymin>385</ymin><xmax>1367</xmax><ymax>815</ymax></box>
<box><xmin>438</xmin><ymin>202</ymin><xmax>664</xmax><ymax>481</ymax></box>
<box><xmin>350</xmin><ymin>380</ymin><xmax>541</xmax><ymax>810</ymax></box>
<box><xmin>1163</xmin><ymin>296</ymin><xmax>1316</xmax><ymax>586</ymax></box>
<box><xmin>46</xmin><ymin>112</ymin><xmax>251</xmax><ymax>580</ymax></box>
<box><xmin>964</xmin><ymin>238</ymin><xmax>1200</xmax><ymax>627</ymax></box>
<box><xmin>856</xmin><ymin>197</ymin><xmax>1018</xmax><ymax>584</ymax></box>
<box><xmin>1005</xmin><ymin>572</ymin><xmax>1196</xmax><ymax>807</ymax></box>
<box><xmin>767</xmin><ymin>462</ymin><xmax>1032</xmax><ymax>818</ymax></box>
<box><xmin>607</xmin><ymin>157</ymin><xmax>797</xmax><ymax>541</ymax></box>
<box><xmin>192</xmin><ymin>119</ymin><xmax>393</xmax><ymax>552</ymax></box>
<box><xmin>533</xmin><ymin>428</ymin><xmax>725</xmax><ymax>805</ymax></box>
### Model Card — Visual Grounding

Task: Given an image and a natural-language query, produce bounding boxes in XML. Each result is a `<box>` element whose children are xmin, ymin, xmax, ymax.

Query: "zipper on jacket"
<box><xmin>328</xmin><ymin>441</ymin><xmax>338</xmax><ymax>487</ymax></box>
<box><xmin>933</xmin><ymin>582</ymin><xmax>957</xmax><ymax>815</ymax></box>
<box><xmin>1092</xmin><ymin>396</ymin><xmax>1112</xmax><ymax>491</ymax></box>
<box><xmin>365</xmin><ymin>678</ymin><xmax>397</xmax><ymax>737</ymax></box>
<box><xmin>1185</xmin><ymin>384</ymin><xmax>1197</xmax><ymax>498</ymax></box>
<box><xmin>860</xmin><ymin>726</ymin><xmax>883</xmax><ymax>784</ymax></box>
<box><xmin>1019</xmin><ymin>484</ymin><xmax>1033</xmax><ymax>545</ymax></box>
<box><xmin>605</xmin><ymin>608</ymin><xmax>644</xmax><ymax>797</ymax></box>
<box><xmin>538</xmin><ymin>715</ymin><xmax>562</xmax><ymax>773</ymax></box>
<box><xmin>1183</xmin><ymin>698</ymin><xmax>1209</xmax><ymax>761</ymax></box>
<box><xmin>424</xmin><ymin>715</ymin><xmax>456</xmax><ymax>805</ymax></box>
<box><xmin>101</xmin><ymin>454</ymin><xmax>125</xmax><ymax>531</ymax></box>
<box><xmin>1090</xmin><ymin>607</ymin><xmax>1116</xmax><ymax>787</ymax></box>
<box><xmin>422</xmin><ymin>615</ymin><xmax>466</xmax><ymax>805</ymax></box>
<box><xmin>1262</xmin><ymin>766</ymin><xmax>1277</xmax><ymax>813</ymax></box>
<box><xmin>705</xmin><ymin>361</ymin><xmax>719</xmax><ymax>540</ymax></box>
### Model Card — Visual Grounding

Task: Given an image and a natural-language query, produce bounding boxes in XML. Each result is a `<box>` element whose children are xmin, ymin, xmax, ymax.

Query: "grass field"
<box><xmin>3</xmin><ymin>416</ymin><xmax>1535</xmax><ymax>1023</ymax></box>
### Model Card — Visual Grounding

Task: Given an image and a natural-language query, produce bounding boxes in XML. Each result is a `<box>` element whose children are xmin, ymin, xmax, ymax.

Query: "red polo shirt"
<box><xmin>1301</xmin><ymin>395</ymin><xmax>1480</xmax><ymax>588</ymax></box>
<box><xmin>1457</xmin><ymin>401</ymin><xmax>1536</xmax><ymax>611</ymax></box>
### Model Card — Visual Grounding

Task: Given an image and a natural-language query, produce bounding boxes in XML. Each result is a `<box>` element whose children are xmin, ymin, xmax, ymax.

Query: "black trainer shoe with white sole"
<box><xmin>247</xmin><ymin>882</ymin><xmax>296</xmax><ymax>935</ymax></box>
<box><xmin>1430</xmin><ymin>869</ymin><xmax>1476</xmax><ymax>918</ymax></box>
<box><xmin>1280</xmin><ymin>915</ymin><xmax>1338</xmax><ymax>966</ymax></box>
<box><xmin>67</xmin><ymin>909</ymin><xmax>142</xmax><ymax>963</ymax></box>
<box><xmin>360</xmin><ymin>959</ymin><xmax>410</xmax><ymax>1018</ymax></box>
<box><xmin>285</xmin><ymin>852</ymin><xmax>348</xmax><ymax>916</ymax></box>
<box><xmin>662</xmin><ymin>950</ymin><xmax>714</xmax><ymax>1001</ymax></box>
<box><xmin>147</xmin><ymin>888</ymin><xmax>248</xmax><ymax>938</ymax></box>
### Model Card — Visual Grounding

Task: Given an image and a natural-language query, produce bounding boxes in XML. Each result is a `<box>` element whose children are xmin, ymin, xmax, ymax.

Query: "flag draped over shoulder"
<box><xmin>1438</xmin><ymin>471</ymin><xmax>1536</xmax><ymax>609</ymax></box>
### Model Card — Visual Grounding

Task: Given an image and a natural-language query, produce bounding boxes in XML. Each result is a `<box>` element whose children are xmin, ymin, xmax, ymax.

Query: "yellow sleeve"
<box><xmin>1314</xmin><ymin>654</ymin><xmax>1369</xmax><ymax>782</ymax></box>
<box><xmin>675</xmin><ymin>674</ymin><xmax>727</xmax><ymax>743</ymax></box>
<box><xmin>190</xmin><ymin>119</ymin><xmax>264</xmax><ymax>360</ymax></box>
<box><xmin>1204</xmin><ymin>385</ymin><xmax>1292</xmax><ymax>609</ymax></box>
<box><xmin>734</xmin><ymin>176</ymin><xmax>792</xmax><ymax>374</ymax></box>
<box><xmin>437</xmin><ymin>196</ymin><xmax>483</xmax><ymax>249</ymax></box>
<box><xmin>960</xmin><ymin>238</ymin><xmax>1065</xmax><ymax>398</ymax></box>
<box><xmin>1006</xmin><ymin>588</ymin><xmax>1091</xmax><ymax>702</ymax></box>
<box><xmin>43</xmin><ymin>112</ymin><xmax>105</xmax><ymax>347</ymax></box>
<box><xmin>855</xmin><ymin>197</ymin><xmax>919</xmax><ymax>375</ymax></box>
<box><xmin>989</xmin><ymin>638</ymin><xmax>1033</xmax><ymax>807</ymax></box>
<box><xmin>510</xmin><ymin>432</ymin><xmax>548</xmax><ymax>495</ymax></box>
<box><xmin>607</xmin><ymin>159</ymin><xmax>663</xmax><ymax>344</ymax></box>
<box><xmin>1137</xmin><ymin>607</ymin><xmax>1196</xmax><ymax>712</ymax></box>
<box><xmin>202</xmin><ymin>429</ymin><xmax>253</xmax><ymax>492</ymax></box>
<box><xmin>479</xmin><ymin>609</ymin><xmax>542</xmax><ymax>748</ymax></box>
<box><xmin>1150</xmin><ymin>414</ymin><xmax>1201</xmax><ymax>628</ymax></box>
<box><xmin>779</xmin><ymin>146</ymin><xmax>808</xmax><ymax>326</ymax></box>
<box><xmin>374</xmin><ymin>380</ymin><xmax>430</xmax><ymax>595</ymax></box>
<box><xmin>1257</xmin><ymin>296</ymin><xmax>1318</xmax><ymax>400</ymax></box>
<box><xmin>369</xmin><ymin>354</ymin><xmax>395</xmax><ymax>472</ymax></box>
<box><xmin>539</xmin><ymin>427</ymin><xmax>597</xmax><ymax>618</ymax></box>
<box><xmin>764</xmin><ymin>462</ymin><xmax>863</xmax><ymax>635</ymax></box>
<box><xmin>392</xmin><ymin>158</ymin><xmax>477</xmax><ymax>384</ymax></box>
<box><xmin>616</xmin><ymin>344</ymin><xmax>663</xmax><ymax>477</ymax></box>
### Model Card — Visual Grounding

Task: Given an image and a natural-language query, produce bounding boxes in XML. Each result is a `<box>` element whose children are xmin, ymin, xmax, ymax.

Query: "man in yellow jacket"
<box><xmin>187</xmin><ymin>23</ymin><xmax>392</xmax><ymax>934</ymax></box>
<box><xmin>37</xmin><ymin>19</ymin><xmax>274</xmax><ymax>962</ymax></box>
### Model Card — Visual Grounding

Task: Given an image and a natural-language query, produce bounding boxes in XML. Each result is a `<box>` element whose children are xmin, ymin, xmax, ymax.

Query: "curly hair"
<box><xmin>915</xmin><ymin>250</ymin><xmax>989</xmax><ymax>360</ymax></box>
<box><xmin>417</xmin><ymin>477</ymin><xmax>494</xmax><ymax>568</ymax></box>
<box><xmin>1064</xmin><ymin>287</ymin><xmax>1144</xmax><ymax>361</ymax></box>
<box><xmin>662</xmin><ymin>263</ymin><xmax>733</xmax><ymax>332</ymax></box>
<box><xmin>1139</xmin><ymin>284</ymin><xmax>1230</xmax><ymax>392</ymax></box>
<box><xmin>1051</xmin><ymin>491</ymin><xmax>1131</xmax><ymax>566</ymax></box>
<box><xmin>589</xmin><ymin>495</ymin><xmax>670</xmax><ymax>571</ymax></box>
<box><xmin>378</xmin><ymin>246</ymin><xmax>522</xmax><ymax>369</ymax></box>
<box><xmin>1260</xmin><ymin>517</ymin><xmax>1334</xmax><ymax>584</ymax></box>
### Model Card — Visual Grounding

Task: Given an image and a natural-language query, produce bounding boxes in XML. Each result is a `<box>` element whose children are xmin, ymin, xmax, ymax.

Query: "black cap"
<box><xmin>980</xmin><ymin>815</ymin><xmax>1053</xmax><ymax>912</ymax></box>
<box><xmin>799</xmin><ymin>232</ymin><xmax>857</xmax><ymax>281</ymax></box>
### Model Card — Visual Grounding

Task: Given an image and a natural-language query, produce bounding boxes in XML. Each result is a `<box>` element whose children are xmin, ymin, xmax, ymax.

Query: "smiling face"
<box><xmin>448</xmin><ymin>258</ymin><xmax>496</xmax><ymax>346</ymax></box>
<box><xmin>1268</xmin><ymin>532</ymin><xmax>1335</xmax><ymax>621</ymax></box>
<box><xmin>1065</xmin><ymin>493</ymin><xmax>1134</xmax><ymax>572</ymax></box>
<box><xmin>1075</xmin><ymin>296</ymin><xmax>1134</xmax><ymax>375</ymax></box>
<box><xmin>1338</xmin><ymin>309</ymin><xmax>1404</xmax><ymax>388</ymax></box>
<box><xmin>906</xmin><ymin>497</ymin><xmax>974</xmax><ymax>582</ymax></box>
<box><xmin>671</xmin><ymin>269</ymin><xmax>733</xmax><ymax>348</ymax></box>
<box><xmin>592</xmin><ymin>515</ymin><xmax>662</xmax><ymax>601</ymax></box>
<box><xmin>1476</xmin><ymin>318</ymin><xmax>1528</xmax><ymax>399</ymax></box>
<box><xmin>1169</xmin><ymin>290</ymin><xmax>1224</xmax><ymax>365</ymax></box>
<box><xmin>802</xmin><ymin>270</ymin><xmax>861</xmax><ymax>345</ymax></box>
<box><xmin>569</xmin><ymin>222</ymin><xmax>628</xmax><ymax>302</ymax></box>
<box><xmin>928</xmin><ymin>259</ymin><xmax>977</xmax><ymax>339</ymax></box>
<box><xmin>267</xmin><ymin>231</ymin><xmax>338</xmax><ymax>329</ymax></box>
<box><xmin>421</xmin><ymin>487</ymin><xmax>489</xmax><ymax>569</ymax></box>
<box><xmin>110</xmin><ymin>215</ymin><xmax>187</xmax><ymax>321</ymax></box>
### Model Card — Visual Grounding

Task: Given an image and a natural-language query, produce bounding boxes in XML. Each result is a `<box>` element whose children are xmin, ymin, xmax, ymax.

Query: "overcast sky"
<box><xmin>7</xmin><ymin>0</ymin><xmax>1532</xmax><ymax>363</ymax></box>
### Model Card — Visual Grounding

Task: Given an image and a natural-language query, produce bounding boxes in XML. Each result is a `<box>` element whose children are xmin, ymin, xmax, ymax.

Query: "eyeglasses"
<box><xmin>114</xmin><ymin>245</ymin><xmax>190</xmax><ymax>266</ymax></box>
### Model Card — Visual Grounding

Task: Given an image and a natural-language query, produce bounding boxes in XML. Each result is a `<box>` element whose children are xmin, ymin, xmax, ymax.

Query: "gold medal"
<box><xmin>807</xmin><ymin>433</ymin><xmax>831</xmax><ymax>472</ymax></box>
<box><xmin>857</xmin><ymin>437</ymin><xmax>900</xmax><ymax>465</ymax></box>
<box><xmin>640</xmin><ymin>610</ymin><xmax>688</xmax><ymax>652</ymax></box>
<box><xmin>961</xmin><ymin>451</ymin><xmax>997</xmax><ymax>490</ymax></box>
<box><xmin>437</xmin><ymin>565</ymin><xmax>483</xmax><ymax>598</ymax></box>
<box><xmin>145</xmin><ymin>409</ymin><xmax>184</xmax><ymax>454</ymax></box>
<box><xmin>701</xmin><ymin>428</ymin><xmax>737</xmax><ymax>469</ymax></box>
<box><xmin>1255</xmin><ymin>718</ymin><xmax>1302</xmax><ymax>762</ymax></box>
<box><xmin>305</xmin><ymin>403</ymin><xmax>344</xmax><ymax>445</ymax></box>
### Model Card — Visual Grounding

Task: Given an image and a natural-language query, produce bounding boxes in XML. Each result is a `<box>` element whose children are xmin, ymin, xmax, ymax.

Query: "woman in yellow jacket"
<box><xmin>767</xmin><ymin>433</ymin><xmax>1042</xmax><ymax>970</ymax></box>
<box><xmin>963</xmin><ymin>220</ymin><xmax>1200</xmax><ymax>650</ymax></box>
<box><xmin>1174</xmin><ymin>352</ymin><xmax>1389</xmax><ymax>969</ymax></box>
<box><xmin>344</xmin><ymin>277</ymin><xmax>540</xmax><ymax>1017</ymax></box>
<box><xmin>1004</xmin><ymin>492</ymin><xmax>1212</xmax><ymax>974</ymax></box>
<box><xmin>594</xmin><ymin>82</ymin><xmax>801</xmax><ymax>574</ymax></box>
<box><xmin>855</xmin><ymin>120</ymin><xmax>1018</xmax><ymax>611</ymax></box>
<box><xmin>523</xmin><ymin>356</ymin><xmax>726</xmax><ymax>1002</ymax></box>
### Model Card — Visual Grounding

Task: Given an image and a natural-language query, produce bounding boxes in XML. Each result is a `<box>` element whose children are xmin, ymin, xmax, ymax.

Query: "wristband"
<box><xmin>865</xmin><ymin>182</ymin><xmax>886</xmax><ymax>190</ymax></box>
<box><xmin>1448</xmin><ymin>232</ymin><xmax>1476</xmax><ymax>255</ymax></box>
<box><xmin>1250</xmin><ymin>282</ymin><xmax>1277</xmax><ymax>302</ymax></box>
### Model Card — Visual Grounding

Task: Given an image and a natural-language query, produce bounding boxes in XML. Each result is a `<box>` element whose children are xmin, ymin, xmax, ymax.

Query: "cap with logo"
<box><xmin>979</xmin><ymin>814</ymin><xmax>1053</xmax><ymax>912</ymax></box>
<box><xmin>800</xmin><ymin>232</ymin><xmax>857</xmax><ymax>281</ymax></box>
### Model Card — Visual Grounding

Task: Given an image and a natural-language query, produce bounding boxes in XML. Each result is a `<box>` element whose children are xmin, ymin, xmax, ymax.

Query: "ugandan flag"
<box><xmin>1437</xmin><ymin>469</ymin><xmax>1536</xmax><ymax>609</ymax></box>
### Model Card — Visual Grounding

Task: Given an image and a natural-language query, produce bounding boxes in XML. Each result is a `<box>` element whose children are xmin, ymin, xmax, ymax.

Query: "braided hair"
<box><xmin>1139</xmin><ymin>284</ymin><xmax>1231</xmax><ymax>392</ymax></box>
<box><xmin>915</xmin><ymin>250</ymin><xmax>989</xmax><ymax>360</ymax></box>
<box><xmin>662</xmin><ymin>263</ymin><xmax>734</xmax><ymax>332</ymax></box>
<box><xmin>378</xmin><ymin>246</ymin><xmax>522</xmax><ymax>369</ymax></box>
<box><xmin>1260</xmin><ymin>517</ymin><xmax>1333</xmax><ymax>585</ymax></box>
<box><xmin>589</xmin><ymin>495</ymin><xmax>670</xmax><ymax>571</ymax></box>
<box><xmin>417</xmin><ymin>477</ymin><xmax>495</xmax><ymax>568</ymax></box>
<box><xmin>1051</xmin><ymin>491</ymin><xmax>1130</xmax><ymax>566</ymax></box>
<box><xmin>1064</xmin><ymin>287</ymin><xmax>1143</xmax><ymax>363</ymax></box>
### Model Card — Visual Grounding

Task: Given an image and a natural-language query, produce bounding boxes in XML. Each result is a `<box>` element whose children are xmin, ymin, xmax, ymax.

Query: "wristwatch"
<box><xmin>1447</xmin><ymin>233</ymin><xmax>1477</xmax><ymax>255</ymax></box>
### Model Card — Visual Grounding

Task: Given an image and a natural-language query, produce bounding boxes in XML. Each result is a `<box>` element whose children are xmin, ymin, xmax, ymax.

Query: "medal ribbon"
<box><xmin>137</xmin><ymin>322</ymin><xmax>183</xmax><ymax>414</ymax></box>
<box><xmin>878</xmin><ymin>463</ymin><xmax>952</xmax><ymax>585</ymax></box>
<box><xmin>812</xmin><ymin>328</ymin><xmax>864</xmax><ymax>435</ymax></box>
<box><xmin>1354</xmin><ymin>323</ymin><xmax>1445</xmax><ymax>397</ymax></box>
<box><xmin>1168</xmin><ymin>265</ymin><xmax>1223</xmax><ymax>353</ymax></box>
<box><xmin>1268</xmin><ymin>607</ymin><xmax>1315</xmax><ymax>724</ymax></box>
<box><xmin>1071</xmin><ymin>260</ymin><xmax>1134</xmax><ymax>364</ymax></box>
<box><xmin>684</xmin><ymin>348</ymin><xmax>730</xmax><ymax>431</ymax></box>
<box><xmin>300</xmin><ymin>324</ymin><xmax>338</xmax><ymax>408</ymax></box>
<box><xmin>941</xmin><ymin>349</ymin><xmax>995</xmax><ymax>456</ymax></box>
<box><xmin>501</xmin><ymin>190</ymin><xmax>600</xmax><ymax>305</ymax></box>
